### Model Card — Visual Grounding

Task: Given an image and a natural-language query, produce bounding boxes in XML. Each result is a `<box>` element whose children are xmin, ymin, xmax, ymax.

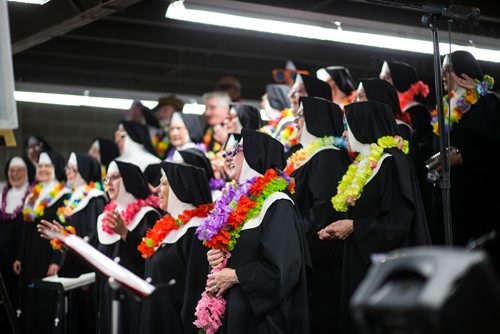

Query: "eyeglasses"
<box><xmin>103</xmin><ymin>174</ymin><xmax>121</xmax><ymax>184</ymax></box>
<box><xmin>222</xmin><ymin>143</ymin><xmax>243</xmax><ymax>159</ymax></box>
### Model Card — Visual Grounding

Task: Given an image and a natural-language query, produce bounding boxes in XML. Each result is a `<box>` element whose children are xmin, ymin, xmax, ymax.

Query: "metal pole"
<box><xmin>428</xmin><ymin>14</ymin><xmax>454</xmax><ymax>246</ymax></box>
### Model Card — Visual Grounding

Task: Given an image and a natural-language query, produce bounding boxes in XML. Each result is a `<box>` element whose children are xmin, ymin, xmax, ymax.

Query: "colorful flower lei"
<box><xmin>194</xmin><ymin>168</ymin><xmax>294</xmax><ymax>333</ymax></box>
<box><xmin>397</xmin><ymin>80</ymin><xmax>430</xmax><ymax>111</ymax></box>
<box><xmin>23</xmin><ymin>183</ymin><xmax>66</xmax><ymax>222</ymax></box>
<box><xmin>50</xmin><ymin>225</ymin><xmax>76</xmax><ymax>252</ymax></box>
<box><xmin>56</xmin><ymin>182</ymin><xmax>104</xmax><ymax>224</ymax></box>
<box><xmin>203</xmin><ymin>128</ymin><xmax>222</xmax><ymax>154</ymax></box>
<box><xmin>431</xmin><ymin>74</ymin><xmax>494</xmax><ymax>135</ymax></box>
<box><xmin>101</xmin><ymin>195</ymin><xmax>159</xmax><ymax>235</ymax></box>
<box><xmin>1</xmin><ymin>182</ymin><xmax>34</xmax><ymax>221</ymax></box>
<box><xmin>284</xmin><ymin>135</ymin><xmax>347</xmax><ymax>176</ymax></box>
<box><xmin>331</xmin><ymin>135</ymin><xmax>409</xmax><ymax>212</ymax></box>
<box><xmin>151</xmin><ymin>130</ymin><xmax>170</xmax><ymax>159</ymax></box>
<box><xmin>138</xmin><ymin>203</ymin><xmax>214</xmax><ymax>258</ymax></box>
<box><xmin>260</xmin><ymin>109</ymin><xmax>298</xmax><ymax>152</ymax></box>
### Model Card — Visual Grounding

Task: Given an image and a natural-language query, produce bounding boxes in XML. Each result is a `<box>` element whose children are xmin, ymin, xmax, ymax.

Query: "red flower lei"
<box><xmin>101</xmin><ymin>195</ymin><xmax>159</xmax><ymax>235</ymax></box>
<box><xmin>138</xmin><ymin>203</ymin><xmax>214</xmax><ymax>258</ymax></box>
<box><xmin>397</xmin><ymin>80</ymin><xmax>429</xmax><ymax>111</ymax></box>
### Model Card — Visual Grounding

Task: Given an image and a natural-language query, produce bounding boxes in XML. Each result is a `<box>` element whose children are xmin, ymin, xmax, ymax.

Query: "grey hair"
<box><xmin>202</xmin><ymin>91</ymin><xmax>231</xmax><ymax>108</ymax></box>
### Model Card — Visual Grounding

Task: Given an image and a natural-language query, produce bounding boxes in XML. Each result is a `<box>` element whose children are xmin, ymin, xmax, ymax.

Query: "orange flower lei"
<box><xmin>50</xmin><ymin>225</ymin><xmax>76</xmax><ymax>252</ymax></box>
<box><xmin>203</xmin><ymin>128</ymin><xmax>222</xmax><ymax>153</ymax></box>
<box><xmin>138</xmin><ymin>203</ymin><xmax>214</xmax><ymax>258</ymax></box>
<box><xmin>23</xmin><ymin>183</ymin><xmax>66</xmax><ymax>222</ymax></box>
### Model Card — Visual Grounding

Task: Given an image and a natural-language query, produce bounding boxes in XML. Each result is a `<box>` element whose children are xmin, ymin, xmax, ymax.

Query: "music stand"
<box><xmin>43</xmin><ymin>230</ymin><xmax>155</xmax><ymax>334</ymax></box>
<box><xmin>33</xmin><ymin>273</ymin><xmax>95</xmax><ymax>334</ymax></box>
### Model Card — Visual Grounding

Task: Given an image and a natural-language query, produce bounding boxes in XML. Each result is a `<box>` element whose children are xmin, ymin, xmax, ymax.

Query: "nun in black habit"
<box><xmin>139</xmin><ymin>162</ymin><xmax>213</xmax><ymax>334</ymax></box>
<box><xmin>289</xmin><ymin>96</ymin><xmax>350</xmax><ymax>333</ymax></box>
<box><xmin>16</xmin><ymin>151</ymin><xmax>71</xmax><ymax>333</ymax></box>
<box><xmin>438</xmin><ymin>51</ymin><xmax>500</xmax><ymax>266</ymax></box>
<box><xmin>226</xmin><ymin>103</ymin><xmax>263</xmax><ymax>132</ymax></box>
<box><xmin>317</xmin><ymin>66</ymin><xmax>357</xmax><ymax>109</ymax></box>
<box><xmin>115</xmin><ymin>121</ymin><xmax>161</xmax><ymax>172</ymax></box>
<box><xmin>37</xmin><ymin>152</ymin><xmax>107</xmax><ymax>334</ymax></box>
<box><xmin>88</xmin><ymin>138</ymin><xmax>120</xmax><ymax>177</ymax></box>
<box><xmin>96</xmin><ymin>160</ymin><xmax>160</xmax><ymax>334</ymax></box>
<box><xmin>358</xmin><ymin>78</ymin><xmax>425</xmax><ymax>188</ymax></box>
<box><xmin>262</xmin><ymin>83</ymin><xmax>291</xmax><ymax>121</ymax></box>
<box><xmin>166</xmin><ymin>112</ymin><xmax>205</xmax><ymax>161</ymax></box>
<box><xmin>0</xmin><ymin>156</ymin><xmax>34</xmax><ymax>328</ymax></box>
<box><xmin>380</xmin><ymin>60</ymin><xmax>433</xmax><ymax>160</ymax></box>
<box><xmin>318</xmin><ymin>101</ymin><xmax>431</xmax><ymax>334</ymax></box>
<box><xmin>205</xmin><ymin>129</ymin><xmax>310</xmax><ymax>334</ymax></box>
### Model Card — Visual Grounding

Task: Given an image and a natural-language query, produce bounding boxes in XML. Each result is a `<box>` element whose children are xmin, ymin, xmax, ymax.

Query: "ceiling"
<box><xmin>8</xmin><ymin>0</ymin><xmax>500</xmax><ymax>101</ymax></box>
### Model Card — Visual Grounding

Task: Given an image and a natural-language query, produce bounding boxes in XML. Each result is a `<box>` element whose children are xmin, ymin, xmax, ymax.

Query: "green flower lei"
<box><xmin>331</xmin><ymin>135</ymin><xmax>409</xmax><ymax>212</ymax></box>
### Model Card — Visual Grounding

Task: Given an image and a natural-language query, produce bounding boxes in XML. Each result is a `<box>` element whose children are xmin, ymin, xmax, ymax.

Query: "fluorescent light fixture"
<box><xmin>8</xmin><ymin>0</ymin><xmax>51</xmax><ymax>4</ymax></box>
<box><xmin>166</xmin><ymin>0</ymin><xmax>500</xmax><ymax>63</ymax></box>
<box><xmin>181</xmin><ymin>101</ymin><xmax>206</xmax><ymax>115</ymax></box>
<box><xmin>13</xmin><ymin>91</ymin><xmax>205</xmax><ymax>115</ymax></box>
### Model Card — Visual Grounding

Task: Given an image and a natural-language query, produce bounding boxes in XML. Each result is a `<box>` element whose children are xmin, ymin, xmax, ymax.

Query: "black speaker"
<box><xmin>351</xmin><ymin>246</ymin><xmax>500</xmax><ymax>334</ymax></box>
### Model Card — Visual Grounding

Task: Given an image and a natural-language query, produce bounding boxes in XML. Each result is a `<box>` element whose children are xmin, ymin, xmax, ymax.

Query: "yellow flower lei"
<box><xmin>284</xmin><ymin>136</ymin><xmax>346</xmax><ymax>176</ymax></box>
<box><xmin>331</xmin><ymin>135</ymin><xmax>409</xmax><ymax>212</ymax></box>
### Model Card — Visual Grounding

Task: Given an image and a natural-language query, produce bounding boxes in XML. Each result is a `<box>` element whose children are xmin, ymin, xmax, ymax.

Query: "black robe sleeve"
<box><xmin>353</xmin><ymin>158</ymin><xmax>414</xmax><ymax>263</ymax></box>
<box><xmin>119</xmin><ymin>210</ymin><xmax>160</xmax><ymax>276</ymax></box>
<box><xmin>235</xmin><ymin>200</ymin><xmax>302</xmax><ymax>316</ymax></box>
<box><xmin>82</xmin><ymin>196</ymin><xmax>107</xmax><ymax>247</ymax></box>
<box><xmin>301</xmin><ymin>150</ymin><xmax>348</xmax><ymax>232</ymax></box>
<box><xmin>407</xmin><ymin>104</ymin><xmax>433</xmax><ymax>160</ymax></box>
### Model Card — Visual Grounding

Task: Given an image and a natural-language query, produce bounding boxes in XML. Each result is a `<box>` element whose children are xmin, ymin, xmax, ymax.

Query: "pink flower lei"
<box><xmin>101</xmin><ymin>194</ymin><xmax>159</xmax><ymax>235</ymax></box>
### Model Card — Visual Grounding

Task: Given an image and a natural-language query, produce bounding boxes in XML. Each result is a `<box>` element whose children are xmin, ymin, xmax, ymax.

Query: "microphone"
<box><xmin>422</xmin><ymin>4</ymin><xmax>480</xmax><ymax>23</ymax></box>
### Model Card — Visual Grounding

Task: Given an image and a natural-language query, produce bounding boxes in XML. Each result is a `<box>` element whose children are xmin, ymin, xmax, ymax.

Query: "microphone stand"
<box><xmin>421</xmin><ymin>13</ymin><xmax>453</xmax><ymax>246</ymax></box>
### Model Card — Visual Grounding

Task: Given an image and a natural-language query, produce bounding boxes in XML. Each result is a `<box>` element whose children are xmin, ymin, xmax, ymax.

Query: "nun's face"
<box><xmin>441</xmin><ymin>63</ymin><xmax>455</xmax><ymax>93</ymax></box>
<box><xmin>158</xmin><ymin>176</ymin><xmax>170</xmax><ymax>211</ymax></box>
<box><xmin>114</xmin><ymin>127</ymin><xmax>127</xmax><ymax>154</ymax></box>
<box><xmin>229</xmin><ymin>150</ymin><xmax>244</xmax><ymax>182</ymax></box>
<box><xmin>294</xmin><ymin>107</ymin><xmax>305</xmax><ymax>141</ymax></box>
<box><xmin>37</xmin><ymin>163</ymin><xmax>54</xmax><ymax>183</ymax></box>
<box><xmin>8</xmin><ymin>166</ymin><xmax>27</xmax><ymax>188</ymax></box>
<box><xmin>104</xmin><ymin>172</ymin><xmax>121</xmax><ymax>201</ymax></box>
<box><xmin>65</xmin><ymin>163</ymin><xmax>78</xmax><ymax>186</ymax></box>
<box><xmin>169</xmin><ymin>120</ymin><xmax>189</xmax><ymax>147</ymax></box>
<box><xmin>289</xmin><ymin>82</ymin><xmax>306</xmax><ymax>113</ymax></box>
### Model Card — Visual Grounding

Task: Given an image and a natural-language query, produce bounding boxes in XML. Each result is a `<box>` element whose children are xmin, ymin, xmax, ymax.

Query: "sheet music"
<box><xmin>44</xmin><ymin>230</ymin><xmax>155</xmax><ymax>298</ymax></box>
<box><xmin>42</xmin><ymin>272</ymin><xmax>95</xmax><ymax>291</ymax></box>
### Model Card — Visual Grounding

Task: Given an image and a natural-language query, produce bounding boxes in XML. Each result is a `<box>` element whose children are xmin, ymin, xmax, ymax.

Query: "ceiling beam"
<box><xmin>11</xmin><ymin>0</ymin><xmax>145</xmax><ymax>55</ymax></box>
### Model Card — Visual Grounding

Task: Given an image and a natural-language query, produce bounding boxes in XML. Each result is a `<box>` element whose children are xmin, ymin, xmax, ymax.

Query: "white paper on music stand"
<box><xmin>42</xmin><ymin>272</ymin><xmax>95</xmax><ymax>291</ymax></box>
<box><xmin>44</xmin><ymin>230</ymin><xmax>155</xmax><ymax>298</ymax></box>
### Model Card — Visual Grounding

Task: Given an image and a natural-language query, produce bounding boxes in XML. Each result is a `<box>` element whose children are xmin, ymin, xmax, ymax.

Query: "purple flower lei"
<box><xmin>1</xmin><ymin>182</ymin><xmax>34</xmax><ymax>221</ymax></box>
<box><xmin>195</xmin><ymin>177</ymin><xmax>256</xmax><ymax>243</ymax></box>
<box><xmin>208</xmin><ymin>177</ymin><xmax>226</xmax><ymax>191</ymax></box>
